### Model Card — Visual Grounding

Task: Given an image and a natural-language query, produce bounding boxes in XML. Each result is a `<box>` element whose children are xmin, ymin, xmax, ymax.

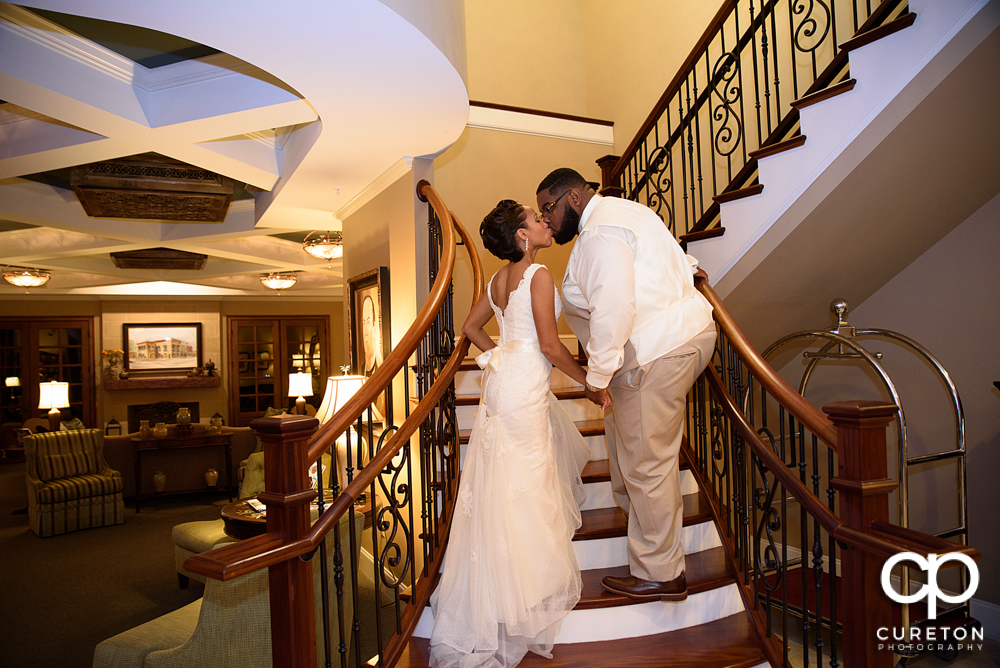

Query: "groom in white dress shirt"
<box><xmin>537</xmin><ymin>168</ymin><xmax>716</xmax><ymax>601</ymax></box>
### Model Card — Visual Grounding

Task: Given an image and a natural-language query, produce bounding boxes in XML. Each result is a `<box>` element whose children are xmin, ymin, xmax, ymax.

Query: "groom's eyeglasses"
<box><xmin>541</xmin><ymin>190</ymin><xmax>570</xmax><ymax>216</ymax></box>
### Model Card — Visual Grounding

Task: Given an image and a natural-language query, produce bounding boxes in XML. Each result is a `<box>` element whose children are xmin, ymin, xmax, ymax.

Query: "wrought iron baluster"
<box><xmin>811</xmin><ymin>434</ymin><xmax>824</xmax><ymax>666</ymax></box>
<box><xmin>827</xmin><ymin>445</ymin><xmax>839</xmax><ymax>667</ymax></box>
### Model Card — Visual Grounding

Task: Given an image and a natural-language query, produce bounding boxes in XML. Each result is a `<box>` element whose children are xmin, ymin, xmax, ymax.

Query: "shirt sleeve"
<box><xmin>575</xmin><ymin>227</ymin><xmax>637</xmax><ymax>388</ymax></box>
<box><xmin>685</xmin><ymin>254</ymin><xmax>699</xmax><ymax>273</ymax></box>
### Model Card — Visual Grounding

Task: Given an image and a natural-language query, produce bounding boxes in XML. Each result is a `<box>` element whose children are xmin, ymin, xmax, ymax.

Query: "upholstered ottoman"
<box><xmin>171</xmin><ymin>520</ymin><xmax>237</xmax><ymax>588</ymax></box>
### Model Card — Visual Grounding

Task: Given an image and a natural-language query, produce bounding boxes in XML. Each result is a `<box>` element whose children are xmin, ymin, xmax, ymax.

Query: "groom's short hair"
<box><xmin>537</xmin><ymin>168</ymin><xmax>587</xmax><ymax>195</ymax></box>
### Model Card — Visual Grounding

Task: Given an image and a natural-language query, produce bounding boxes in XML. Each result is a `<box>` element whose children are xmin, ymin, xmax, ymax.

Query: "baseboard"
<box><xmin>971</xmin><ymin>598</ymin><xmax>1000</xmax><ymax>640</ymax></box>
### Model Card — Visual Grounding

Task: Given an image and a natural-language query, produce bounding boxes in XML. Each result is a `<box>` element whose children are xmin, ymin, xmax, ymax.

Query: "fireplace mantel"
<box><xmin>105</xmin><ymin>376</ymin><xmax>220</xmax><ymax>391</ymax></box>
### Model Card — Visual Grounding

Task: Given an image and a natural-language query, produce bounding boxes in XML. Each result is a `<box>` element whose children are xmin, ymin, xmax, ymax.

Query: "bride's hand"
<box><xmin>585</xmin><ymin>386</ymin><xmax>612</xmax><ymax>410</ymax></box>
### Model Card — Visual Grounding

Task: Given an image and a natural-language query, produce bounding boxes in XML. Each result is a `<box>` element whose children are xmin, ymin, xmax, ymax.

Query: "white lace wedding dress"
<box><xmin>429</xmin><ymin>264</ymin><xmax>591</xmax><ymax>668</ymax></box>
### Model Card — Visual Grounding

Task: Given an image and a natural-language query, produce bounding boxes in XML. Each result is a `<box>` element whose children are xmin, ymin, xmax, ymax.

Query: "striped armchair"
<box><xmin>24</xmin><ymin>428</ymin><xmax>125</xmax><ymax>537</ymax></box>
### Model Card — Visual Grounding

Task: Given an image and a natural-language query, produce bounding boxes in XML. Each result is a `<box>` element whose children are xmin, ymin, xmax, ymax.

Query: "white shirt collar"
<box><xmin>578</xmin><ymin>193</ymin><xmax>603</xmax><ymax>233</ymax></box>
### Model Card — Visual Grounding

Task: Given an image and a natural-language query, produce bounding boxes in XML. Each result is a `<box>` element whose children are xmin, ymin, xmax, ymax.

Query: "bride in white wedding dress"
<box><xmin>429</xmin><ymin>200</ymin><xmax>612</xmax><ymax>668</ymax></box>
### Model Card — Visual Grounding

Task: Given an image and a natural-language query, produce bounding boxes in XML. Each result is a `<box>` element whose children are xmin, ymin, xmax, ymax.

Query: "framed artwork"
<box><xmin>348</xmin><ymin>267</ymin><xmax>390</xmax><ymax>420</ymax></box>
<box><xmin>123</xmin><ymin>323</ymin><xmax>203</xmax><ymax>372</ymax></box>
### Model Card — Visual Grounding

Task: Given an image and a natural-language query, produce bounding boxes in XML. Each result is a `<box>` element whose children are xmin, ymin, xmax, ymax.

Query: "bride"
<box><xmin>429</xmin><ymin>199</ymin><xmax>611</xmax><ymax>668</ymax></box>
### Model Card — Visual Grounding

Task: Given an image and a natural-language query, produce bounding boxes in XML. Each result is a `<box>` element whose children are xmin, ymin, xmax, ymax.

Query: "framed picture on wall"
<box><xmin>348</xmin><ymin>267</ymin><xmax>390</xmax><ymax>420</ymax></box>
<box><xmin>123</xmin><ymin>323</ymin><xmax>203</xmax><ymax>372</ymax></box>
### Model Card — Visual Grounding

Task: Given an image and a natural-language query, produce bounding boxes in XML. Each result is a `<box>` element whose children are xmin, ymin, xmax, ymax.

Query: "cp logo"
<box><xmin>881</xmin><ymin>552</ymin><xmax>979</xmax><ymax>619</ymax></box>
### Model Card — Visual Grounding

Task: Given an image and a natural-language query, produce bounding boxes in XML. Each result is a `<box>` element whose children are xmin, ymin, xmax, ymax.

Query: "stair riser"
<box><xmin>580</xmin><ymin>470</ymin><xmax>697</xmax><ymax>511</ymax></box>
<box><xmin>412</xmin><ymin>582</ymin><xmax>744</xmax><ymax>643</ymax></box>
<box><xmin>574</xmin><ymin>520</ymin><xmax>722</xmax><ymax>571</ymax></box>
<box><xmin>459</xmin><ymin>434</ymin><xmax>607</xmax><ymax>468</ymax></box>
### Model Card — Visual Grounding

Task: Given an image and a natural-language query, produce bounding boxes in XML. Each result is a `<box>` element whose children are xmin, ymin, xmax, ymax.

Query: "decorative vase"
<box><xmin>176</xmin><ymin>407</ymin><xmax>191</xmax><ymax>426</ymax></box>
<box><xmin>205</xmin><ymin>468</ymin><xmax>218</xmax><ymax>487</ymax></box>
<box><xmin>152</xmin><ymin>422</ymin><xmax>168</xmax><ymax>438</ymax></box>
<box><xmin>138</xmin><ymin>420</ymin><xmax>151</xmax><ymax>439</ymax></box>
<box><xmin>153</xmin><ymin>471</ymin><xmax>166</xmax><ymax>493</ymax></box>
<box><xmin>119</xmin><ymin>370</ymin><xmax>128</xmax><ymax>380</ymax></box>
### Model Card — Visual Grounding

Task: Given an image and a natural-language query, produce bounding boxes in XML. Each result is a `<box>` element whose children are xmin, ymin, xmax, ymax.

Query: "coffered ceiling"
<box><xmin>0</xmin><ymin>1</ymin><xmax>469</xmax><ymax>298</ymax></box>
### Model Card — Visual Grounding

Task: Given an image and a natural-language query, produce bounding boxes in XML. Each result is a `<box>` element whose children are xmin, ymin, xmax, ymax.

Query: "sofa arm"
<box><xmin>92</xmin><ymin>599</ymin><xmax>203</xmax><ymax>668</ymax></box>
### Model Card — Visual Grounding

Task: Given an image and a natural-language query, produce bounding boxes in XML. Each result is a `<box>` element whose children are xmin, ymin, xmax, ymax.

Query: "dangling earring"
<box><xmin>524</xmin><ymin>238</ymin><xmax>529</xmax><ymax>253</ymax></box>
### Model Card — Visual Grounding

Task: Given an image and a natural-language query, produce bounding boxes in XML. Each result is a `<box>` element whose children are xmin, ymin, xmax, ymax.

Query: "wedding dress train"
<box><xmin>429</xmin><ymin>264</ymin><xmax>591</xmax><ymax>668</ymax></box>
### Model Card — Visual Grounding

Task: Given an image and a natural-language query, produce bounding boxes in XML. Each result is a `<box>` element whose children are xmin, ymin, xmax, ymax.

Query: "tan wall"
<box><xmin>433</xmin><ymin>126</ymin><xmax>606</xmax><ymax>338</ymax></box>
<box><xmin>464</xmin><ymin>0</ymin><xmax>588</xmax><ymax>115</ymax></box>
<box><xmin>581</xmin><ymin>0</ymin><xmax>721</xmax><ymax>154</ymax></box>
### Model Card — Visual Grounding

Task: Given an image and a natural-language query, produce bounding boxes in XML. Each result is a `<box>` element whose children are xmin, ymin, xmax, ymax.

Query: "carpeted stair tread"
<box><xmin>576</xmin><ymin>546</ymin><xmax>732</xmax><ymax>609</ymax></box>
<box><xmin>574</xmin><ymin>491</ymin><xmax>711</xmax><ymax>541</ymax></box>
<box><xmin>396</xmin><ymin>612</ymin><xmax>766</xmax><ymax>668</ymax></box>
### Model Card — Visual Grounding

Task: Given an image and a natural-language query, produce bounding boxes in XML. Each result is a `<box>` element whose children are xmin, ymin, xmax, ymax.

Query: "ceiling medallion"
<box><xmin>2</xmin><ymin>266</ymin><xmax>51</xmax><ymax>292</ymax></box>
<box><xmin>260</xmin><ymin>272</ymin><xmax>297</xmax><ymax>292</ymax></box>
<box><xmin>302</xmin><ymin>230</ymin><xmax>343</xmax><ymax>265</ymax></box>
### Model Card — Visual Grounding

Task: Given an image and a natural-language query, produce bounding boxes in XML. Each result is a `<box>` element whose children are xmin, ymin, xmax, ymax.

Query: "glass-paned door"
<box><xmin>228</xmin><ymin>317</ymin><xmax>329</xmax><ymax>427</ymax></box>
<box><xmin>0</xmin><ymin>318</ymin><xmax>95</xmax><ymax>449</ymax></box>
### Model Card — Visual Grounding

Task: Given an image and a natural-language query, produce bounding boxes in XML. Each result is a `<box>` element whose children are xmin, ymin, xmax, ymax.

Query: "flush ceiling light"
<box><xmin>302</xmin><ymin>230</ymin><xmax>343</xmax><ymax>263</ymax></box>
<box><xmin>260</xmin><ymin>272</ymin><xmax>297</xmax><ymax>291</ymax></box>
<box><xmin>3</xmin><ymin>266</ymin><xmax>51</xmax><ymax>292</ymax></box>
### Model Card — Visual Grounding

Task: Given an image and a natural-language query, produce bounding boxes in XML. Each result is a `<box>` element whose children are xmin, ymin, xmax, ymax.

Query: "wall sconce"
<box><xmin>260</xmin><ymin>271</ymin><xmax>297</xmax><ymax>292</ymax></box>
<box><xmin>3</xmin><ymin>266</ymin><xmax>51</xmax><ymax>293</ymax></box>
<box><xmin>302</xmin><ymin>230</ymin><xmax>343</xmax><ymax>266</ymax></box>
<box><xmin>38</xmin><ymin>380</ymin><xmax>69</xmax><ymax>431</ymax></box>
<box><xmin>287</xmin><ymin>372</ymin><xmax>314</xmax><ymax>415</ymax></box>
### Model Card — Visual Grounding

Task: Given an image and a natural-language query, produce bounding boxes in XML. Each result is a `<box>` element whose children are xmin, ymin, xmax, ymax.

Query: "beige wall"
<box><xmin>581</xmin><ymin>0</ymin><xmax>721</xmax><ymax>154</ymax></box>
<box><xmin>432</xmin><ymin>126</ymin><xmax>606</xmax><ymax>337</ymax></box>
<box><xmin>464</xmin><ymin>0</ymin><xmax>588</xmax><ymax>115</ymax></box>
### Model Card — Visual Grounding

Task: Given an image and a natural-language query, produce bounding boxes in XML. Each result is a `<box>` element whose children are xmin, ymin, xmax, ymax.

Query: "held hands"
<box><xmin>585</xmin><ymin>386</ymin><xmax>612</xmax><ymax>410</ymax></box>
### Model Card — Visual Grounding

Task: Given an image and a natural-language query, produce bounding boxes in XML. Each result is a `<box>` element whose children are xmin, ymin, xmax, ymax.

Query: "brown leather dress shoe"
<box><xmin>600</xmin><ymin>572</ymin><xmax>688</xmax><ymax>602</ymax></box>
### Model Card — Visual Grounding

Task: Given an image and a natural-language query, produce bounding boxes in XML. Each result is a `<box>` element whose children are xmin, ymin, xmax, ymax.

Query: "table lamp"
<box><xmin>38</xmin><ymin>380</ymin><xmax>69</xmax><ymax>431</ymax></box>
<box><xmin>287</xmin><ymin>372</ymin><xmax>314</xmax><ymax>415</ymax></box>
<box><xmin>315</xmin><ymin>375</ymin><xmax>367</xmax><ymax>494</ymax></box>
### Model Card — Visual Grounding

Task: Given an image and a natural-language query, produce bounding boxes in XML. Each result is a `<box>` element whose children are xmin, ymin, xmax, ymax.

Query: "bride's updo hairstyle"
<box><xmin>480</xmin><ymin>199</ymin><xmax>526</xmax><ymax>262</ymax></box>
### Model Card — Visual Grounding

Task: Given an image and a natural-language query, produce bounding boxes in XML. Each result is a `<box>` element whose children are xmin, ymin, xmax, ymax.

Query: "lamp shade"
<box><xmin>315</xmin><ymin>375</ymin><xmax>365</xmax><ymax>424</ymax></box>
<box><xmin>287</xmin><ymin>372</ymin><xmax>314</xmax><ymax>399</ymax></box>
<box><xmin>38</xmin><ymin>381</ymin><xmax>69</xmax><ymax>410</ymax></box>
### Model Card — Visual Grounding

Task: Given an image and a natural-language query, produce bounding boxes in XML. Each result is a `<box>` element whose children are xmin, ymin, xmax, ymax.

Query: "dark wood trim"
<box><xmin>713</xmin><ymin>183</ymin><xmax>763</xmax><ymax>205</ymax></box>
<box><xmin>679</xmin><ymin>226</ymin><xmax>725</xmax><ymax>250</ymax></box>
<box><xmin>791</xmin><ymin>78</ymin><xmax>857</xmax><ymax>110</ymax></box>
<box><xmin>105</xmin><ymin>375</ymin><xmax>220</xmax><ymax>390</ymax></box>
<box><xmin>841</xmin><ymin>11</ymin><xmax>916</xmax><ymax>53</ymax></box>
<box><xmin>748</xmin><ymin>134</ymin><xmax>807</xmax><ymax>160</ymax></box>
<box><xmin>469</xmin><ymin>100</ymin><xmax>614</xmax><ymax>127</ymax></box>
<box><xmin>574</xmin><ymin>491</ymin><xmax>711</xmax><ymax>541</ymax></box>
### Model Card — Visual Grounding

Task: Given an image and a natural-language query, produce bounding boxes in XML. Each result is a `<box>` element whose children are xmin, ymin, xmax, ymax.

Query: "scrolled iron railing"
<box><xmin>184</xmin><ymin>182</ymin><xmax>484</xmax><ymax>668</ymax></box>
<box><xmin>606</xmin><ymin>0</ymin><xmax>910</xmax><ymax>240</ymax></box>
<box><xmin>686</xmin><ymin>277</ymin><xmax>980</xmax><ymax>667</ymax></box>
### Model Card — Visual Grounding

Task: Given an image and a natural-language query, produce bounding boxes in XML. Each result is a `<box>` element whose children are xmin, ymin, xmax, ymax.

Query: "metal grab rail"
<box><xmin>608</xmin><ymin>0</ymin><xmax>909</xmax><ymax>238</ymax></box>
<box><xmin>184</xmin><ymin>183</ymin><xmax>484</xmax><ymax>668</ymax></box>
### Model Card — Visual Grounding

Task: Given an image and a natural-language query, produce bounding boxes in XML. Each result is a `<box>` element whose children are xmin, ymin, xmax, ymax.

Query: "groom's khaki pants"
<box><xmin>604</xmin><ymin>325</ymin><xmax>716</xmax><ymax>582</ymax></box>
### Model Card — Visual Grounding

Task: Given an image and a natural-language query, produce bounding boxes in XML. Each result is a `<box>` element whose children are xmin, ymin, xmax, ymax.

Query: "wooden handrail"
<box><xmin>695</xmin><ymin>276</ymin><xmax>840</xmax><ymax>449</ymax></box>
<box><xmin>184</xmin><ymin>184</ymin><xmax>484</xmax><ymax>582</ymax></box>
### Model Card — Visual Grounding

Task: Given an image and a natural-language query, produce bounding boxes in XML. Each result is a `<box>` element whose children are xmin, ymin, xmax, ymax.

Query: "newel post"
<box><xmin>823</xmin><ymin>400</ymin><xmax>898</xmax><ymax>668</ymax></box>
<box><xmin>252</xmin><ymin>413</ymin><xmax>319</xmax><ymax>668</ymax></box>
<box><xmin>596</xmin><ymin>154</ymin><xmax>624</xmax><ymax>197</ymax></box>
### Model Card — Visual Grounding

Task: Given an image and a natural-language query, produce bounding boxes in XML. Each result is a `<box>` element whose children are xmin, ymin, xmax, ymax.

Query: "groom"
<box><xmin>537</xmin><ymin>168</ymin><xmax>716</xmax><ymax>601</ymax></box>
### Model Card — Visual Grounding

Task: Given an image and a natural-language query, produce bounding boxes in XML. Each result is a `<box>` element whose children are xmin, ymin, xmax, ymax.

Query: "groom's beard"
<box><xmin>553</xmin><ymin>203</ymin><xmax>580</xmax><ymax>245</ymax></box>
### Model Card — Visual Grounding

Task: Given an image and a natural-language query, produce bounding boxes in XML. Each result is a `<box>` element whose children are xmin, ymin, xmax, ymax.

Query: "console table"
<box><xmin>132</xmin><ymin>433</ymin><xmax>233</xmax><ymax>512</ymax></box>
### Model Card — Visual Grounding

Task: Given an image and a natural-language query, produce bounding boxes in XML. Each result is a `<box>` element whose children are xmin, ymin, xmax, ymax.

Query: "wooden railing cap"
<box><xmin>822</xmin><ymin>400</ymin><xmax>898</xmax><ymax>421</ymax></box>
<box><xmin>249</xmin><ymin>413</ymin><xmax>319</xmax><ymax>436</ymax></box>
